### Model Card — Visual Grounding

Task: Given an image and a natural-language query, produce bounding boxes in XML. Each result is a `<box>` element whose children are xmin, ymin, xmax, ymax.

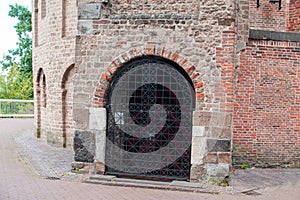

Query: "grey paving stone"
<box><xmin>15</xmin><ymin>130</ymin><xmax>74</xmax><ymax>179</ymax></box>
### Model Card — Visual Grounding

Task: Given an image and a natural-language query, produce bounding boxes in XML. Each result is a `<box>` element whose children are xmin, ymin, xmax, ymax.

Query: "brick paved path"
<box><xmin>1</xmin><ymin>118</ymin><xmax>300</xmax><ymax>200</ymax></box>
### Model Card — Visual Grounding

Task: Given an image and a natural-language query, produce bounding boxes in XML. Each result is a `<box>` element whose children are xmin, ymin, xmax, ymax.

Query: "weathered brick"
<box><xmin>234</xmin><ymin>41</ymin><xmax>300</xmax><ymax>167</ymax></box>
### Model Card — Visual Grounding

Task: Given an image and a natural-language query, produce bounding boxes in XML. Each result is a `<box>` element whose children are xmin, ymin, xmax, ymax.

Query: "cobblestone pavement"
<box><xmin>1</xmin><ymin>118</ymin><xmax>300</xmax><ymax>200</ymax></box>
<box><xmin>230</xmin><ymin>168</ymin><xmax>300</xmax><ymax>194</ymax></box>
<box><xmin>15</xmin><ymin>130</ymin><xmax>74</xmax><ymax>180</ymax></box>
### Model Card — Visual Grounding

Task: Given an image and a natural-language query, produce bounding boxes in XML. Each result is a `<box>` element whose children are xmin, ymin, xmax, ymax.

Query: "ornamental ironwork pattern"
<box><xmin>105</xmin><ymin>57</ymin><xmax>195</xmax><ymax>180</ymax></box>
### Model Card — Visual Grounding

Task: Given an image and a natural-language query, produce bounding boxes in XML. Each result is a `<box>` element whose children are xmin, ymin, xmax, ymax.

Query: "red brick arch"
<box><xmin>92</xmin><ymin>46</ymin><xmax>205</xmax><ymax>108</ymax></box>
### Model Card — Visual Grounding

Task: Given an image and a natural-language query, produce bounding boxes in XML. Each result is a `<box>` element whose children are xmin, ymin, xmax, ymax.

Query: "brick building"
<box><xmin>32</xmin><ymin>0</ymin><xmax>300</xmax><ymax>182</ymax></box>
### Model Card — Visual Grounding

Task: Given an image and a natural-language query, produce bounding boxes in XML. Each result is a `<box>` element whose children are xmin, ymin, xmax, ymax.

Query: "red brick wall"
<box><xmin>249</xmin><ymin>0</ymin><xmax>288</xmax><ymax>31</ymax></box>
<box><xmin>234</xmin><ymin>40</ymin><xmax>300</xmax><ymax>167</ymax></box>
<box><xmin>288</xmin><ymin>0</ymin><xmax>300</xmax><ymax>32</ymax></box>
<box><xmin>216</xmin><ymin>27</ymin><xmax>236</xmax><ymax>113</ymax></box>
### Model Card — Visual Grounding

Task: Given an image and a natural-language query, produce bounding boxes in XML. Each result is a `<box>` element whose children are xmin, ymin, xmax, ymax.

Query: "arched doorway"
<box><xmin>105</xmin><ymin>56</ymin><xmax>195</xmax><ymax>181</ymax></box>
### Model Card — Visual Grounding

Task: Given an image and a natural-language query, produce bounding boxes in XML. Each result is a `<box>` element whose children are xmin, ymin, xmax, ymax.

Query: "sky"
<box><xmin>0</xmin><ymin>0</ymin><xmax>32</xmax><ymax>57</ymax></box>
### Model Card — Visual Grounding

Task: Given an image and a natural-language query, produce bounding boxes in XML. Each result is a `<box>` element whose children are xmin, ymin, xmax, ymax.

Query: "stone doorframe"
<box><xmin>86</xmin><ymin>46</ymin><xmax>231</xmax><ymax>182</ymax></box>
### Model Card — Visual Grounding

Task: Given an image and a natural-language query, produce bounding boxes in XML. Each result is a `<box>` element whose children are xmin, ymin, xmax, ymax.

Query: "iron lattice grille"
<box><xmin>105</xmin><ymin>58</ymin><xmax>195</xmax><ymax>180</ymax></box>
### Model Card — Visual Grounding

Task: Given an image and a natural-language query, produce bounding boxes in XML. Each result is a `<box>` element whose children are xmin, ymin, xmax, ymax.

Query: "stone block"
<box><xmin>204</xmin><ymin>152</ymin><xmax>218</xmax><ymax>164</ymax></box>
<box><xmin>210</xmin><ymin>112</ymin><xmax>231</xmax><ymax>127</ymax></box>
<box><xmin>218</xmin><ymin>152</ymin><xmax>231</xmax><ymax>164</ymax></box>
<box><xmin>236</xmin><ymin>40</ymin><xmax>246</xmax><ymax>52</ymax></box>
<box><xmin>73</xmin><ymin>108</ymin><xmax>89</xmax><ymax>129</ymax></box>
<box><xmin>208</xmin><ymin>126</ymin><xmax>231</xmax><ymax>139</ymax></box>
<box><xmin>192</xmin><ymin>126</ymin><xmax>205</xmax><ymax>137</ymax></box>
<box><xmin>206</xmin><ymin>163</ymin><xmax>230</xmax><ymax>178</ymax></box>
<box><xmin>95</xmin><ymin>130</ymin><xmax>106</xmax><ymax>163</ymax></box>
<box><xmin>191</xmin><ymin>137</ymin><xmax>206</xmax><ymax>165</ymax></box>
<box><xmin>207</xmin><ymin>139</ymin><xmax>231</xmax><ymax>152</ymax></box>
<box><xmin>218</xmin><ymin>18</ymin><xmax>235</xmax><ymax>26</ymax></box>
<box><xmin>78</xmin><ymin>3</ymin><xmax>101</xmax><ymax>20</ymax></box>
<box><xmin>94</xmin><ymin>161</ymin><xmax>105</xmax><ymax>174</ymax></box>
<box><xmin>71</xmin><ymin>162</ymin><xmax>94</xmax><ymax>174</ymax></box>
<box><xmin>193</xmin><ymin>111</ymin><xmax>211</xmax><ymax>126</ymax></box>
<box><xmin>74</xmin><ymin>130</ymin><xmax>95</xmax><ymax>162</ymax></box>
<box><xmin>89</xmin><ymin>107</ymin><xmax>106</xmax><ymax>130</ymax></box>
<box><xmin>78</xmin><ymin>20</ymin><xmax>93</xmax><ymax>35</ymax></box>
<box><xmin>249</xmin><ymin>29</ymin><xmax>300</xmax><ymax>42</ymax></box>
<box><xmin>71</xmin><ymin>161</ymin><xmax>85</xmax><ymax>169</ymax></box>
<box><xmin>190</xmin><ymin>164</ymin><xmax>206</xmax><ymax>182</ymax></box>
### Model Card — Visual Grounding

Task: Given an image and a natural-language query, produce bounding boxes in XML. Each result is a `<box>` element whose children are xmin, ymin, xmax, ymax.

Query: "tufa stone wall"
<box><xmin>33</xmin><ymin>0</ymin><xmax>300</xmax><ymax>181</ymax></box>
<box><xmin>32</xmin><ymin>0</ymin><xmax>78</xmax><ymax>147</ymax></box>
<box><xmin>73</xmin><ymin>0</ymin><xmax>235</xmax><ymax>181</ymax></box>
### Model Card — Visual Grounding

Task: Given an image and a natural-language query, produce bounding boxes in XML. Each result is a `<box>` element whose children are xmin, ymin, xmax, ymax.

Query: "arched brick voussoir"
<box><xmin>92</xmin><ymin>46</ymin><xmax>204</xmax><ymax>107</ymax></box>
<box><xmin>91</xmin><ymin>72</ymin><xmax>110</xmax><ymax>108</ymax></box>
<box><xmin>194</xmin><ymin>81</ymin><xmax>205</xmax><ymax>100</ymax></box>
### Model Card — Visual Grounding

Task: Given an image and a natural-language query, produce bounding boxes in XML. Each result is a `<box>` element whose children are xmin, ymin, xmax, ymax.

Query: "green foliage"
<box><xmin>0</xmin><ymin>64</ymin><xmax>33</xmax><ymax>99</ymax></box>
<box><xmin>74</xmin><ymin>169</ymin><xmax>79</xmax><ymax>174</ymax></box>
<box><xmin>241</xmin><ymin>164</ymin><xmax>249</xmax><ymax>170</ymax></box>
<box><xmin>0</xmin><ymin>4</ymin><xmax>33</xmax><ymax>99</ymax></box>
<box><xmin>207</xmin><ymin>176</ymin><xmax>230</xmax><ymax>187</ymax></box>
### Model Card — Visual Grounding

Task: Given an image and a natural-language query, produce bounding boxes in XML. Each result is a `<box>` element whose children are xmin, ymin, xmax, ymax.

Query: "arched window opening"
<box><xmin>61</xmin><ymin>64</ymin><xmax>75</xmax><ymax>148</ymax></box>
<box><xmin>36</xmin><ymin>68</ymin><xmax>46</xmax><ymax>138</ymax></box>
<box><xmin>42</xmin><ymin>74</ymin><xmax>47</xmax><ymax>107</ymax></box>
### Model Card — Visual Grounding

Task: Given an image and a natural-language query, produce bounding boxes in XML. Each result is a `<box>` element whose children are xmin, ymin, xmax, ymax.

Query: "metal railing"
<box><xmin>0</xmin><ymin>99</ymin><xmax>34</xmax><ymax>118</ymax></box>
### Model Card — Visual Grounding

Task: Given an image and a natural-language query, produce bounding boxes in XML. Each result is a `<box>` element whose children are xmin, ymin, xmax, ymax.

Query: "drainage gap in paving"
<box><xmin>241</xmin><ymin>189</ymin><xmax>262</xmax><ymax>196</ymax></box>
<box><xmin>45</xmin><ymin>176</ymin><xmax>61</xmax><ymax>180</ymax></box>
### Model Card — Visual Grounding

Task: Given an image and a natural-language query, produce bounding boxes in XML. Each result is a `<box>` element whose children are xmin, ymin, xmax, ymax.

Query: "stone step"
<box><xmin>85</xmin><ymin>175</ymin><xmax>221</xmax><ymax>194</ymax></box>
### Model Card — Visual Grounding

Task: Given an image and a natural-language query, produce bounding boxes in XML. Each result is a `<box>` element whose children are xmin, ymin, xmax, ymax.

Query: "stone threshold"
<box><xmin>84</xmin><ymin>175</ymin><xmax>232</xmax><ymax>194</ymax></box>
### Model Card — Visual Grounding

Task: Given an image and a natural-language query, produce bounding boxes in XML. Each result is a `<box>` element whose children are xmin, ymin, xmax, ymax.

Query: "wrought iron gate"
<box><xmin>105</xmin><ymin>57</ymin><xmax>195</xmax><ymax>180</ymax></box>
